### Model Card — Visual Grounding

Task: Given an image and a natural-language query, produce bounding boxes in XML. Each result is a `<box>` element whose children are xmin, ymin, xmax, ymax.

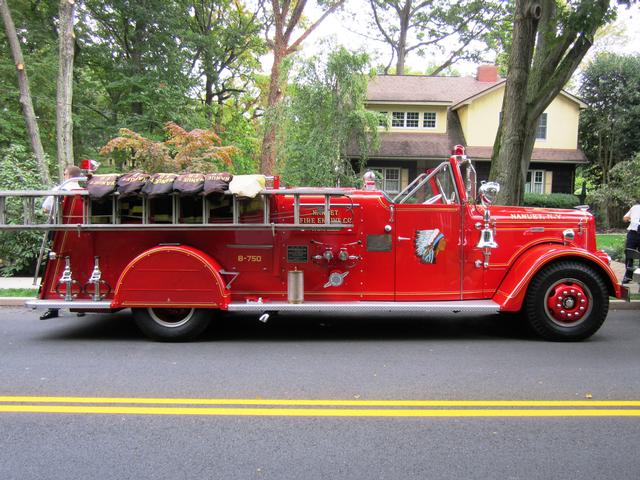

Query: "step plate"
<box><xmin>25</xmin><ymin>299</ymin><xmax>112</xmax><ymax>310</ymax></box>
<box><xmin>229</xmin><ymin>300</ymin><xmax>501</xmax><ymax>314</ymax></box>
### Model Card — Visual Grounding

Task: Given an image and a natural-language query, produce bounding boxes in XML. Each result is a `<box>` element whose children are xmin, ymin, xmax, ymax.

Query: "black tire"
<box><xmin>524</xmin><ymin>261</ymin><xmax>609</xmax><ymax>341</ymax></box>
<box><xmin>132</xmin><ymin>307</ymin><xmax>211</xmax><ymax>342</ymax></box>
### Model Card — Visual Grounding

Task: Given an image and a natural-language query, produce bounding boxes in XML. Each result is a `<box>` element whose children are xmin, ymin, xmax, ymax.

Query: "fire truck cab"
<box><xmin>3</xmin><ymin>146</ymin><xmax>627</xmax><ymax>341</ymax></box>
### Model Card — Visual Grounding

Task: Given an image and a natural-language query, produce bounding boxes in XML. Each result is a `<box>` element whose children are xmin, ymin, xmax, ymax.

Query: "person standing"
<box><xmin>40</xmin><ymin>165</ymin><xmax>83</xmax><ymax>320</ymax></box>
<box><xmin>622</xmin><ymin>201</ymin><xmax>640</xmax><ymax>284</ymax></box>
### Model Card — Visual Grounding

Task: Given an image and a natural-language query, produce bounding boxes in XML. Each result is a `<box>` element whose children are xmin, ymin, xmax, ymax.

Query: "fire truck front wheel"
<box><xmin>133</xmin><ymin>307</ymin><xmax>211</xmax><ymax>341</ymax></box>
<box><xmin>524</xmin><ymin>261</ymin><xmax>609</xmax><ymax>342</ymax></box>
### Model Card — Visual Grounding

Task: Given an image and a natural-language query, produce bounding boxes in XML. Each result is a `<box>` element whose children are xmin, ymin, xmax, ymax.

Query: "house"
<box><xmin>350</xmin><ymin>65</ymin><xmax>587</xmax><ymax>195</ymax></box>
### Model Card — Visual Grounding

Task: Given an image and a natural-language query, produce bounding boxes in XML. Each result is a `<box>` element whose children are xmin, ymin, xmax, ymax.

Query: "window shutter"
<box><xmin>544</xmin><ymin>171</ymin><xmax>553</xmax><ymax>194</ymax></box>
<box><xmin>401</xmin><ymin>169</ymin><xmax>409</xmax><ymax>190</ymax></box>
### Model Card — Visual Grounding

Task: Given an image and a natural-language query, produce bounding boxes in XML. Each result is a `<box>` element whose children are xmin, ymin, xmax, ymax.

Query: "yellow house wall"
<box><xmin>368</xmin><ymin>103</ymin><xmax>448</xmax><ymax>134</ymax></box>
<box><xmin>461</xmin><ymin>86</ymin><xmax>580</xmax><ymax>149</ymax></box>
<box><xmin>457</xmin><ymin>105</ymin><xmax>470</xmax><ymax>139</ymax></box>
<box><xmin>538</xmin><ymin>94</ymin><xmax>580</xmax><ymax>149</ymax></box>
<box><xmin>461</xmin><ymin>87</ymin><xmax>503</xmax><ymax>147</ymax></box>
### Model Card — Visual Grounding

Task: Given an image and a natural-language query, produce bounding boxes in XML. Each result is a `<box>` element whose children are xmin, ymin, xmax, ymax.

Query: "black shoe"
<box><xmin>622</xmin><ymin>277</ymin><xmax>632</xmax><ymax>285</ymax></box>
<box><xmin>39</xmin><ymin>309</ymin><xmax>59</xmax><ymax>320</ymax></box>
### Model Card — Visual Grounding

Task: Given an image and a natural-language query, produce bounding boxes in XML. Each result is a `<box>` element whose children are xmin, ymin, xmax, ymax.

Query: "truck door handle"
<box><xmin>397</xmin><ymin>236</ymin><xmax>411</xmax><ymax>241</ymax></box>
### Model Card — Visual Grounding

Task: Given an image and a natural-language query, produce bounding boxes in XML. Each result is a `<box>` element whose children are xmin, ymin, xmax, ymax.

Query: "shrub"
<box><xmin>523</xmin><ymin>193</ymin><xmax>581</xmax><ymax>209</ymax></box>
<box><xmin>0</xmin><ymin>145</ymin><xmax>48</xmax><ymax>276</ymax></box>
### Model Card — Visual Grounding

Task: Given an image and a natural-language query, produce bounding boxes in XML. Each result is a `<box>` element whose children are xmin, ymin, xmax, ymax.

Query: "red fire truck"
<box><xmin>4</xmin><ymin>146</ymin><xmax>628</xmax><ymax>341</ymax></box>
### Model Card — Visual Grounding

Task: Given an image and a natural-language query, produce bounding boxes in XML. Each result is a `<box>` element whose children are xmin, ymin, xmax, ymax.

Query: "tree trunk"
<box><xmin>56</xmin><ymin>0</ymin><xmax>75</xmax><ymax>179</ymax></box>
<box><xmin>395</xmin><ymin>1</ymin><xmax>411</xmax><ymax>75</ymax></box>
<box><xmin>204</xmin><ymin>73</ymin><xmax>214</xmax><ymax>122</ymax></box>
<box><xmin>260</xmin><ymin>48</ymin><xmax>285</xmax><ymax>174</ymax></box>
<box><xmin>490</xmin><ymin>0</ymin><xmax>608</xmax><ymax>205</ymax></box>
<box><xmin>0</xmin><ymin>0</ymin><xmax>51</xmax><ymax>185</ymax></box>
<box><xmin>489</xmin><ymin>0</ymin><xmax>540</xmax><ymax>205</ymax></box>
<box><xmin>215</xmin><ymin>97</ymin><xmax>224</xmax><ymax>133</ymax></box>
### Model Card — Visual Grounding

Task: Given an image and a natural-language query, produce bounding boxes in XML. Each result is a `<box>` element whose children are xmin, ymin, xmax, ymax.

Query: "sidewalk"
<box><xmin>0</xmin><ymin>277</ymin><xmax>39</xmax><ymax>289</ymax></box>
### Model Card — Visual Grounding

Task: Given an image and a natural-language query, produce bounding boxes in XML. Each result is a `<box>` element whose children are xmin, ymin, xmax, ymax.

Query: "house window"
<box><xmin>525</xmin><ymin>170</ymin><xmax>545</xmax><ymax>194</ymax></box>
<box><xmin>536</xmin><ymin>113</ymin><xmax>547</xmax><ymax>140</ymax></box>
<box><xmin>378</xmin><ymin>111</ymin><xmax>388</xmax><ymax>127</ymax></box>
<box><xmin>423</xmin><ymin>112</ymin><xmax>436</xmax><ymax>128</ymax></box>
<box><xmin>406</xmin><ymin>112</ymin><xmax>419</xmax><ymax>127</ymax></box>
<box><xmin>392</xmin><ymin>112</ymin><xmax>405</xmax><ymax>127</ymax></box>
<box><xmin>372</xmin><ymin>167</ymin><xmax>401</xmax><ymax>193</ymax></box>
<box><xmin>391</xmin><ymin>111</ymin><xmax>422</xmax><ymax>128</ymax></box>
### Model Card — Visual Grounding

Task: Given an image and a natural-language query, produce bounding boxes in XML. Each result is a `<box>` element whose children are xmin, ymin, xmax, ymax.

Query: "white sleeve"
<box><xmin>42</xmin><ymin>185</ymin><xmax>60</xmax><ymax>214</ymax></box>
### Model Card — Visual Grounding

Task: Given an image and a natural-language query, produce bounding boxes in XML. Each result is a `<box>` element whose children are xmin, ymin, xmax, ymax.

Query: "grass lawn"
<box><xmin>596</xmin><ymin>233</ymin><xmax>626</xmax><ymax>251</ymax></box>
<box><xmin>0</xmin><ymin>288</ymin><xmax>37</xmax><ymax>297</ymax></box>
<box><xmin>596</xmin><ymin>233</ymin><xmax>627</xmax><ymax>261</ymax></box>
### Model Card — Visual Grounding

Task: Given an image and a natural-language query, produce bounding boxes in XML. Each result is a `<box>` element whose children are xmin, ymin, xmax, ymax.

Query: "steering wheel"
<box><xmin>423</xmin><ymin>194</ymin><xmax>442</xmax><ymax>205</ymax></box>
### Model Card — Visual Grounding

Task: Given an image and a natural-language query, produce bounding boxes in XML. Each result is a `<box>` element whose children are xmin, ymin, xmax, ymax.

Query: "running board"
<box><xmin>24</xmin><ymin>299</ymin><xmax>502</xmax><ymax>314</ymax></box>
<box><xmin>228</xmin><ymin>300</ymin><xmax>501</xmax><ymax>314</ymax></box>
<box><xmin>25</xmin><ymin>299</ymin><xmax>112</xmax><ymax>310</ymax></box>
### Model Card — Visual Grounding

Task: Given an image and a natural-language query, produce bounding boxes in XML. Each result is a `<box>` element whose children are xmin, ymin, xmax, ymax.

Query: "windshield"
<box><xmin>393</xmin><ymin>162</ymin><xmax>459</xmax><ymax>205</ymax></box>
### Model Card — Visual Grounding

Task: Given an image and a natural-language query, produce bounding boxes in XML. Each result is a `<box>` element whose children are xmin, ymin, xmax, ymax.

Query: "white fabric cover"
<box><xmin>229</xmin><ymin>175</ymin><xmax>266</xmax><ymax>198</ymax></box>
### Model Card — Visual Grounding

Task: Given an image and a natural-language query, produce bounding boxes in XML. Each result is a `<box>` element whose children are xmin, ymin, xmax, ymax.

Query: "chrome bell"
<box><xmin>476</xmin><ymin>210</ymin><xmax>498</xmax><ymax>249</ymax></box>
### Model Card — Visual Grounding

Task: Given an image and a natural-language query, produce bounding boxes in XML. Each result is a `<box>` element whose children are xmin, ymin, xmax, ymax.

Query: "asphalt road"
<box><xmin>1</xmin><ymin>307</ymin><xmax>639</xmax><ymax>479</ymax></box>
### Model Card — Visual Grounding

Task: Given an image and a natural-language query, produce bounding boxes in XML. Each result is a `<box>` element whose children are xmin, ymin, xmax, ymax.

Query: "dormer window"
<box><xmin>423</xmin><ymin>112</ymin><xmax>436</xmax><ymax>128</ymax></box>
<box><xmin>388</xmin><ymin>111</ymin><xmax>436</xmax><ymax>129</ymax></box>
<box><xmin>392</xmin><ymin>112</ymin><xmax>406</xmax><ymax>127</ymax></box>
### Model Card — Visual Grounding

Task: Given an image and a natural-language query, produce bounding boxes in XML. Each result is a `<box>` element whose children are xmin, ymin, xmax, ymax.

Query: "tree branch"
<box><xmin>370</xmin><ymin>0</ymin><xmax>397</xmax><ymax>48</ymax></box>
<box><xmin>287</xmin><ymin>1</ymin><xmax>345</xmax><ymax>54</ymax></box>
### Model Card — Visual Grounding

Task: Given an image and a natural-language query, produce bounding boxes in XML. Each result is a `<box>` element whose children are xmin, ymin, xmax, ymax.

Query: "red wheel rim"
<box><xmin>544</xmin><ymin>278</ymin><xmax>592</xmax><ymax>327</ymax></box>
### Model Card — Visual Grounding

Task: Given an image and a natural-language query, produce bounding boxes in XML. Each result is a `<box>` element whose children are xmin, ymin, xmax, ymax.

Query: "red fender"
<box><xmin>493</xmin><ymin>244</ymin><xmax>622</xmax><ymax>312</ymax></box>
<box><xmin>112</xmin><ymin>245</ymin><xmax>230</xmax><ymax>309</ymax></box>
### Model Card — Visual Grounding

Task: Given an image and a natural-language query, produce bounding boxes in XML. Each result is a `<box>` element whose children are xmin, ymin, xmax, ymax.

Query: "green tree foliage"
<box><xmin>78</xmin><ymin>0</ymin><xmax>196</xmax><ymax>133</ymax></box>
<box><xmin>281</xmin><ymin>48</ymin><xmax>380</xmax><ymax>187</ymax></box>
<box><xmin>588</xmin><ymin>154</ymin><xmax>640</xmax><ymax>228</ymax></box>
<box><xmin>579</xmin><ymin>53</ymin><xmax>640</xmax><ymax>186</ymax></box>
<box><xmin>1</xmin><ymin>0</ymin><xmax>266</xmax><ymax>179</ymax></box>
<box><xmin>181</xmin><ymin>0</ymin><xmax>266</xmax><ymax>129</ymax></box>
<box><xmin>0</xmin><ymin>145</ymin><xmax>47</xmax><ymax>275</ymax></box>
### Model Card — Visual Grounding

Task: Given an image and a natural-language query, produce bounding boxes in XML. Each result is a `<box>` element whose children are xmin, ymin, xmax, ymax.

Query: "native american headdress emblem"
<box><xmin>414</xmin><ymin>229</ymin><xmax>446</xmax><ymax>264</ymax></box>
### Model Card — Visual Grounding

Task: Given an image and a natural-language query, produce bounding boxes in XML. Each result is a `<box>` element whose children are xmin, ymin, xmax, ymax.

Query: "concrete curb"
<box><xmin>0</xmin><ymin>297</ymin><xmax>35</xmax><ymax>307</ymax></box>
<box><xmin>610</xmin><ymin>300</ymin><xmax>640</xmax><ymax>311</ymax></box>
<box><xmin>2</xmin><ymin>297</ymin><xmax>639</xmax><ymax>309</ymax></box>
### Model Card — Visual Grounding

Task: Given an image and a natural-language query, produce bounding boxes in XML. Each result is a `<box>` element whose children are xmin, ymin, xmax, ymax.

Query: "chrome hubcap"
<box><xmin>148</xmin><ymin>308</ymin><xmax>194</xmax><ymax>328</ymax></box>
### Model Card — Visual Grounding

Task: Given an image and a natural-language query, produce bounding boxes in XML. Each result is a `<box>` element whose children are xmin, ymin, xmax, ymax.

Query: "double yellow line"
<box><xmin>1</xmin><ymin>396</ymin><xmax>640</xmax><ymax>417</ymax></box>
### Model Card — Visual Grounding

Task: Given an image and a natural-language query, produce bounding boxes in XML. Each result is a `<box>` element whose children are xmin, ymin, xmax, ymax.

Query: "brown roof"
<box><xmin>466</xmin><ymin>146</ymin><xmax>587</xmax><ymax>164</ymax></box>
<box><xmin>349</xmin><ymin>110</ymin><xmax>467</xmax><ymax>159</ymax></box>
<box><xmin>349</xmin><ymin>133</ymin><xmax>461</xmax><ymax>159</ymax></box>
<box><xmin>367</xmin><ymin>75</ymin><xmax>503</xmax><ymax>105</ymax></box>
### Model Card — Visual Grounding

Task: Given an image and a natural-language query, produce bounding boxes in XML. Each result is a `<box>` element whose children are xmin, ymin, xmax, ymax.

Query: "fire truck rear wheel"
<box><xmin>132</xmin><ymin>307</ymin><xmax>211</xmax><ymax>341</ymax></box>
<box><xmin>525</xmin><ymin>261</ymin><xmax>609</xmax><ymax>341</ymax></box>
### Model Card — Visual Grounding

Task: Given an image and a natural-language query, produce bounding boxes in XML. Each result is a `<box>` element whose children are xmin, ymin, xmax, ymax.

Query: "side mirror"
<box><xmin>478</xmin><ymin>181</ymin><xmax>500</xmax><ymax>207</ymax></box>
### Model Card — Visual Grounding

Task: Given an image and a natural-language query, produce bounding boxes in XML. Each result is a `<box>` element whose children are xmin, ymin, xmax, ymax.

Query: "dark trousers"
<box><xmin>625</xmin><ymin>229</ymin><xmax>640</xmax><ymax>280</ymax></box>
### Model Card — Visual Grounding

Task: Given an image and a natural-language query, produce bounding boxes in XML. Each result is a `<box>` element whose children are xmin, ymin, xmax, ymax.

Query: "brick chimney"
<box><xmin>476</xmin><ymin>64</ymin><xmax>499</xmax><ymax>82</ymax></box>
